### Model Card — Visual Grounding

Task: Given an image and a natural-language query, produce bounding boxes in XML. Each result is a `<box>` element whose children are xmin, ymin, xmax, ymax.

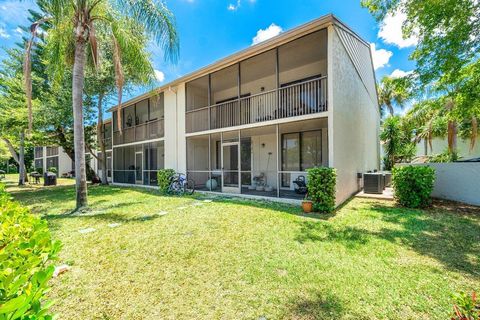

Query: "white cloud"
<box><xmin>154</xmin><ymin>70</ymin><xmax>165</xmax><ymax>82</ymax></box>
<box><xmin>227</xmin><ymin>0</ymin><xmax>256</xmax><ymax>11</ymax></box>
<box><xmin>0</xmin><ymin>27</ymin><xmax>10</xmax><ymax>39</ymax></box>
<box><xmin>14</xmin><ymin>27</ymin><xmax>23</xmax><ymax>34</ymax></box>
<box><xmin>378</xmin><ymin>11</ymin><xmax>418</xmax><ymax>48</ymax></box>
<box><xmin>370</xmin><ymin>43</ymin><xmax>392</xmax><ymax>70</ymax></box>
<box><xmin>252</xmin><ymin>23</ymin><xmax>283</xmax><ymax>45</ymax></box>
<box><xmin>390</xmin><ymin>69</ymin><xmax>413</xmax><ymax>78</ymax></box>
<box><xmin>227</xmin><ymin>0</ymin><xmax>241</xmax><ymax>11</ymax></box>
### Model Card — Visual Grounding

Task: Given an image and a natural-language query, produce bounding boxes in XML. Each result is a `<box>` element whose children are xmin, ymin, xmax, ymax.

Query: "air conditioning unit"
<box><xmin>383</xmin><ymin>172</ymin><xmax>392</xmax><ymax>187</ymax></box>
<box><xmin>363</xmin><ymin>173</ymin><xmax>384</xmax><ymax>194</ymax></box>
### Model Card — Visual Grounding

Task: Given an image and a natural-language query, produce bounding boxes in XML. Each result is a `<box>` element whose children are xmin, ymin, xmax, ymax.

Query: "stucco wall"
<box><xmin>330</xmin><ymin>26</ymin><xmax>380</xmax><ymax>205</ymax></box>
<box><xmin>416</xmin><ymin>138</ymin><xmax>480</xmax><ymax>160</ymax></box>
<box><xmin>406</xmin><ymin>163</ymin><xmax>480</xmax><ymax>206</ymax></box>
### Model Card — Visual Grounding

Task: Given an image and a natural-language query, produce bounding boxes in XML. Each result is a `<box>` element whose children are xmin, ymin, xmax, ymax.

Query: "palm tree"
<box><xmin>378</xmin><ymin>76</ymin><xmax>411</xmax><ymax>117</ymax></box>
<box><xmin>24</xmin><ymin>0</ymin><xmax>179</xmax><ymax>209</ymax></box>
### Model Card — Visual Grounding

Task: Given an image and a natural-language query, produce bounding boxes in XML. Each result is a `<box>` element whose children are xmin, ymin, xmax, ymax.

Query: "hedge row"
<box><xmin>0</xmin><ymin>183</ymin><xmax>61</xmax><ymax>319</ymax></box>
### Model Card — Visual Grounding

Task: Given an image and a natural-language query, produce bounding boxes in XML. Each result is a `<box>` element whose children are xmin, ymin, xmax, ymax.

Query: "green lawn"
<box><xmin>3</xmin><ymin>174</ymin><xmax>480</xmax><ymax>319</ymax></box>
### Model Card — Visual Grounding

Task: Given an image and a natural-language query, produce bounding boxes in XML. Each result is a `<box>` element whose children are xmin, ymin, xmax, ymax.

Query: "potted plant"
<box><xmin>301</xmin><ymin>193</ymin><xmax>313</xmax><ymax>213</ymax></box>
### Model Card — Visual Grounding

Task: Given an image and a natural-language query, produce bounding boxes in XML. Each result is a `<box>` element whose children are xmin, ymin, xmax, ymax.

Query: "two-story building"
<box><xmin>34</xmin><ymin>120</ymin><xmax>113</xmax><ymax>181</ymax></box>
<box><xmin>107</xmin><ymin>14</ymin><xmax>379</xmax><ymax>205</ymax></box>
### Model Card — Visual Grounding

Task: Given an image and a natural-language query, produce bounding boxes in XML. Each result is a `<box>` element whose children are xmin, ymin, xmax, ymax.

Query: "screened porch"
<box><xmin>186</xmin><ymin>118</ymin><xmax>328</xmax><ymax>200</ymax></box>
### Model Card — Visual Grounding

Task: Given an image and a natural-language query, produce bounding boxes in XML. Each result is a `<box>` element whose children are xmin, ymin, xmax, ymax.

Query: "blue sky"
<box><xmin>0</xmin><ymin>0</ymin><xmax>417</xmax><ymax>111</ymax></box>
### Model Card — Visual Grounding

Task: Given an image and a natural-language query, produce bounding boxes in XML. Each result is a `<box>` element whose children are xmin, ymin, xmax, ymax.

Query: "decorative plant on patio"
<box><xmin>157</xmin><ymin>169</ymin><xmax>176</xmax><ymax>194</ymax></box>
<box><xmin>392</xmin><ymin>165</ymin><xmax>435</xmax><ymax>208</ymax></box>
<box><xmin>0</xmin><ymin>183</ymin><xmax>62</xmax><ymax>318</ymax></box>
<box><xmin>306</xmin><ymin>167</ymin><xmax>336</xmax><ymax>213</ymax></box>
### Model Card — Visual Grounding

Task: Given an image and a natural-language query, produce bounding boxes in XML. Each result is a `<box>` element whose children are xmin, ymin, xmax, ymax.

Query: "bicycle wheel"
<box><xmin>169</xmin><ymin>180</ymin><xmax>182</xmax><ymax>194</ymax></box>
<box><xmin>184</xmin><ymin>179</ymin><xmax>195</xmax><ymax>195</ymax></box>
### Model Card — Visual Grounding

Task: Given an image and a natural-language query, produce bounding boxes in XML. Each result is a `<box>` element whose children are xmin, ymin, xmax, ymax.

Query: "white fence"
<box><xmin>406</xmin><ymin>163</ymin><xmax>480</xmax><ymax>206</ymax></box>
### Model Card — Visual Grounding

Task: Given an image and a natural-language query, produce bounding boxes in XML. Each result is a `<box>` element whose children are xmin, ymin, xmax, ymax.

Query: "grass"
<box><xmin>3</xmin><ymin>174</ymin><xmax>480</xmax><ymax>319</ymax></box>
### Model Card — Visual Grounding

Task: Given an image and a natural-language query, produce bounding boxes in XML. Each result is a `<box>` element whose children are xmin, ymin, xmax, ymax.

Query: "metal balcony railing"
<box><xmin>113</xmin><ymin>119</ymin><xmax>164</xmax><ymax>146</ymax></box>
<box><xmin>186</xmin><ymin>76</ymin><xmax>327</xmax><ymax>133</ymax></box>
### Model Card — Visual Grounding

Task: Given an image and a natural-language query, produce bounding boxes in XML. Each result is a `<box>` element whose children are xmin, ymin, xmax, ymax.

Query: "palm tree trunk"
<box><xmin>18</xmin><ymin>131</ymin><xmax>25</xmax><ymax>185</ymax></box>
<box><xmin>72</xmin><ymin>40</ymin><xmax>88</xmax><ymax>209</ymax></box>
<box><xmin>96</xmin><ymin>93</ymin><xmax>108</xmax><ymax>185</ymax></box>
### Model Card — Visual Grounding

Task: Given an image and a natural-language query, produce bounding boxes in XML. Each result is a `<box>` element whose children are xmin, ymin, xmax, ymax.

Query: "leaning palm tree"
<box><xmin>378</xmin><ymin>76</ymin><xmax>411</xmax><ymax>117</ymax></box>
<box><xmin>24</xmin><ymin>0</ymin><xmax>179</xmax><ymax>209</ymax></box>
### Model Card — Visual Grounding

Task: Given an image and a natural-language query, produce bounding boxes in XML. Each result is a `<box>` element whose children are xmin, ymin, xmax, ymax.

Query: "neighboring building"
<box><xmin>34</xmin><ymin>120</ymin><xmax>113</xmax><ymax>182</ymax></box>
<box><xmin>34</xmin><ymin>146</ymin><xmax>72</xmax><ymax>175</ymax></box>
<box><xmin>108</xmin><ymin>14</ymin><xmax>380</xmax><ymax>205</ymax></box>
<box><xmin>415</xmin><ymin>138</ymin><xmax>480</xmax><ymax>160</ymax></box>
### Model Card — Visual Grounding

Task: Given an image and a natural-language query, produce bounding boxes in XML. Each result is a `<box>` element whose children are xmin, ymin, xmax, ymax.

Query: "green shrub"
<box><xmin>0</xmin><ymin>183</ymin><xmax>62</xmax><ymax>319</ymax></box>
<box><xmin>47</xmin><ymin>167</ymin><xmax>57</xmax><ymax>174</ymax></box>
<box><xmin>306</xmin><ymin>167</ymin><xmax>336</xmax><ymax>213</ymax></box>
<box><xmin>35</xmin><ymin>167</ymin><xmax>44</xmax><ymax>175</ymax></box>
<box><xmin>157</xmin><ymin>169</ymin><xmax>175</xmax><ymax>194</ymax></box>
<box><xmin>450</xmin><ymin>291</ymin><xmax>479</xmax><ymax>320</ymax></box>
<box><xmin>427</xmin><ymin>149</ymin><xmax>460</xmax><ymax>163</ymax></box>
<box><xmin>392</xmin><ymin>165</ymin><xmax>435</xmax><ymax>208</ymax></box>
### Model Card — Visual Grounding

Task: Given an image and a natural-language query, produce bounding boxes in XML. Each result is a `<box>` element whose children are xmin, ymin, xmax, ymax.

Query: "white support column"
<box><xmin>327</xmin><ymin>24</ymin><xmax>335</xmax><ymax>168</ymax></box>
<box><xmin>276</xmin><ymin>124</ymin><xmax>280</xmax><ymax>198</ymax></box>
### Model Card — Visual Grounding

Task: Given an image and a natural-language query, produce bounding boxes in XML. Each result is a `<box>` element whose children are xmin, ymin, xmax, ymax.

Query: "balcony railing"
<box><xmin>113</xmin><ymin>119</ymin><xmax>164</xmax><ymax>146</ymax></box>
<box><xmin>186</xmin><ymin>76</ymin><xmax>327</xmax><ymax>133</ymax></box>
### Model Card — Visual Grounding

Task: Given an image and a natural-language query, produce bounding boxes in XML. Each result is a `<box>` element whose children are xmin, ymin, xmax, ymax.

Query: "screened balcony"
<box><xmin>186</xmin><ymin>118</ymin><xmax>328</xmax><ymax>200</ymax></box>
<box><xmin>113</xmin><ymin>141</ymin><xmax>164</xmax><ymax>186</ymax></box>
<box><xmin>101</xmin><ymin>122</ymin><xmax>112</xmax><ymax>150</ymax></box>
<box><xmin>113</xmin><ymin>93</ymin><xmax>165</xmax><ymax>146</ymax></box>
<box><xmin>186</xmin><ymin>29</ymin><xmax>328</xmax><ymax>134</ymax></box>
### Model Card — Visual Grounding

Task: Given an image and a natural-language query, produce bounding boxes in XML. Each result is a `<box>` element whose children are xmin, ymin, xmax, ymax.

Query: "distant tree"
<box><xmin>378</xmin><ymin>76</ymin><xmax>411</xmax><ymax>116</ymax></box>
<box><xmin>380</xmin><ymin>115</ymin><xmax>416</xmax><ymax>169</ymax></box>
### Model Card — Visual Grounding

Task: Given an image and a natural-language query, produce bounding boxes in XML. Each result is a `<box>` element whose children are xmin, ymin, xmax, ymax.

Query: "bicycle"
<box><xmin>168</xmin><ymin>173</ymin><xmax>195</xmax><ymax>195</ymax></box>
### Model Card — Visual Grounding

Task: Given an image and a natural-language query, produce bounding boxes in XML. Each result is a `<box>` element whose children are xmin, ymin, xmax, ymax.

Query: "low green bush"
<box><xmin>0</xmin><ymin>183</ymin><xmax>62</xmax><ymax>319</ymax></box>
<box><xmin>157</xmin><ymin>169</ymin><xmax>175</xmax><ymax>194</ymax></box>
<box><xmin>35</xmin><ymin>167</ymin><xmax>44</xmax><ymax>175</ymax></box>
<box><xmin>47</xmin><ymin>167</ymin><xmax>57</xmax><ymax>174</ymax></box>
<box><xmin>392</xmin><ymin>165</ymin><xmax>435</xmax><ymax>208</ymax></box>
<box><xmin>306</xmin><ymin>167</ymin><xmax>336</xmax><ymax>213</ymax></box>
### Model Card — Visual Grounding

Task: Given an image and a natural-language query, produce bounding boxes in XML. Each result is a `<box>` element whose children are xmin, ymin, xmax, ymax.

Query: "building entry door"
<box><xmin>221</xmin><ymin>141</ymin><xmax>240</xmax><ymax>193</ymax></box>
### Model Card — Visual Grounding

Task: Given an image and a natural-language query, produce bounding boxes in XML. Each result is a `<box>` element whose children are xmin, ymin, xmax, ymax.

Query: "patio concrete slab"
<box><xmin>355</xmin><ymin>187</ymin><xmax>394</xmax><ymax>201</ymax></box>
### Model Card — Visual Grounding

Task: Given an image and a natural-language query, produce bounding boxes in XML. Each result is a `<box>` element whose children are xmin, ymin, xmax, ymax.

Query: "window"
<box><xmin>46</xmin><ymin>147</ymin><xmax>59</xmax><ymax>157</ymax></box>
<box><xmin>282</xmin><ymin>130</ymin><xmax>322</xmax><ymax>171</ymax></box>
<box><xmin>46</xmin><ymin>156</ymin><xmax>59</xmax><ymax>172</ymax></box>
<box><xmin>34</xmin><ymin>147</ymin><xmax>43</xmax><ymax>158</ymax></box>
<box><xmin>34</xmin><ymin>159</ymin><xmax>43</xmax><ymax>170</ymax></box>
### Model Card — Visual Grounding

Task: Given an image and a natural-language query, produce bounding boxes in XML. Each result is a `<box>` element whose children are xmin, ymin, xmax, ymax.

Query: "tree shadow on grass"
<box><xmin>294</xmin><ymin>220</ymin><xmax>370</xmax><ymax>249</ymax></box>
<box><xmin>368</xmin><ymin>203</ymin><xmax>480</xmax><ymax>277</ymax></box>
<box><xmin>285</xmin><ymin>292</ymin><xmax>349</xmax><ymax>319</ymax></box>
